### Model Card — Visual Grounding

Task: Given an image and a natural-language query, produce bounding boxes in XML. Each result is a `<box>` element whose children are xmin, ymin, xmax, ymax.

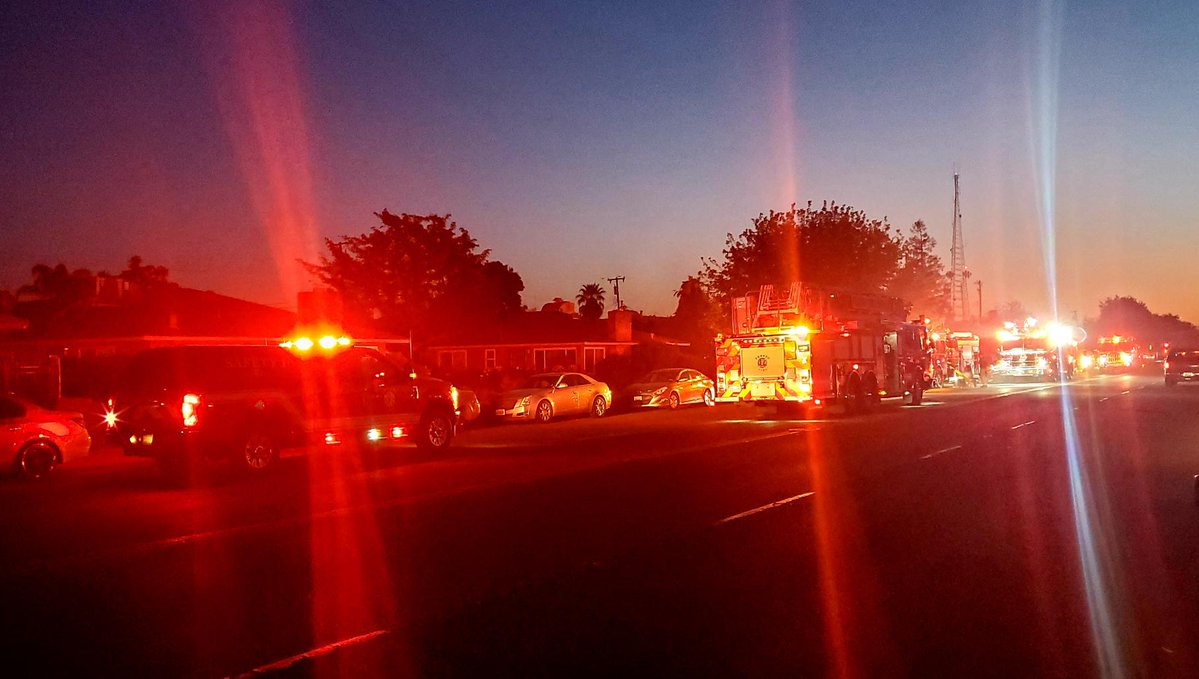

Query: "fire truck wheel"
<box><xmin>703</xmin><ymin>389</ymin><xmax>716</xmax><ymax>407</ymax></box>
<box><xmin>667</xmin><ymin>392</ymin><xmax>680</xmax><ymax>409</ymax></box>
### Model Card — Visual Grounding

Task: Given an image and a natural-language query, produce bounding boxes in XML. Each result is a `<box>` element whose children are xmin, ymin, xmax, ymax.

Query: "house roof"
<box><xmin>12</xmin><ymin>286</ymin><xmax>297</xmax><ymax>339</ymax></box>
<box><xmin>428</xmin><ymin>311</ymin><xmax>633</xmax><ymax>348</ymax></box>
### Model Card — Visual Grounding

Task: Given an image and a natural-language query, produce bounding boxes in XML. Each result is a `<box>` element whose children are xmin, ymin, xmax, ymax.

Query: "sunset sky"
<box><xmin>2</xmin><ymin>0</ymin><xmax>1197</xmax><ymax>324</ymax></box>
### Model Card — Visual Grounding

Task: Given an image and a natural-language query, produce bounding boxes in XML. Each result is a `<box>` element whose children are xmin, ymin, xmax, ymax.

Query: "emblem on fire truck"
<box><xmin>756</xmin><ymin>356</ymin><xmax>769</xmax><ymax>370</ymax></box>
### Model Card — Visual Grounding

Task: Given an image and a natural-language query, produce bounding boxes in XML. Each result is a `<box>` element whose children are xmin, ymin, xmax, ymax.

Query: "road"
<box><xmin>1</xmin><ymin>374</ymin><xmax>1197</xmax><ymax>677</ymax></box>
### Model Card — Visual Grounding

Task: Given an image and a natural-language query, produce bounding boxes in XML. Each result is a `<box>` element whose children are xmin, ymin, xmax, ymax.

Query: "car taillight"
<box><xmin>181</xmin><ymin>393</ymin><xmax>201</xmax><ymax>427</ymax></box>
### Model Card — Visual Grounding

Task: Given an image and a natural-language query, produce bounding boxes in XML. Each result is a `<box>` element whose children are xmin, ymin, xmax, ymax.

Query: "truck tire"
<box><xmin>417</xmin><ymin>408</ymin><xmax>455</xmax><ymax>451</ymax></box>
<box><xmin>238</xmin><ymin>429</ymin><xmax>279</xmax><ymax>475</ymax></box>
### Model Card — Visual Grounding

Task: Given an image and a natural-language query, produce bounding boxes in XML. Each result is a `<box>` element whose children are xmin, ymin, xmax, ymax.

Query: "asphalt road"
<box><xmin>1</xmin><ymin>374</ymin><xmax>1197</xmax><ymax>677</ymax></box>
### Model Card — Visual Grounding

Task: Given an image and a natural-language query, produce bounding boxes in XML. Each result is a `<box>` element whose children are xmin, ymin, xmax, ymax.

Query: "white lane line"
<box><xmin>1121</xmin><ymin>390</ymin><xmax>1131</xmax><ymax>395</ymax></box>
<box><xmin>1010</xmin><ymin>420</ymin><xmax>1037</xmax><ymax>431</ymax></box>
<box><xmin>920</xmin><ymin>444</ymin><xmax>962</xmax><ymax>461</ymax></box>
<box><xmin>234</xmin><ymin>629</ymin><xmax>389</xmax><ymax>678</ymax></box>
<box><xmin>1100</xmin><ymin>397</ymin><xmax>1110</xmax><ymax>402</ymax></box>
<box><xmin>714</xmin><ymin>492</ymin><xmax>815</xmax><ymax>526</ymax></box>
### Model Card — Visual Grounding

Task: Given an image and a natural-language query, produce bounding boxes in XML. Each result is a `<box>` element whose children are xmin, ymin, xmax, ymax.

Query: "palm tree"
<box><xmin>576</xmin><ymin>283</ymin><xmax>606</xmax><ymax>320</ymax></box>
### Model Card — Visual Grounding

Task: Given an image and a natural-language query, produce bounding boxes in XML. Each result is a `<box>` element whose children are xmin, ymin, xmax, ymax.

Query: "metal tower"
<box><xmin>949</xmin><ymin>171</ymin><xmax>969</xmax><ymax>320</ymax></box>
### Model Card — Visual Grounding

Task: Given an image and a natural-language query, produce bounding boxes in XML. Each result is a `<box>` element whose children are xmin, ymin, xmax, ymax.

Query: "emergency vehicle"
<box><xmin>1089</xmin><ymin>335</ymin><xmax>1137</xmax><ymax>372</ymax></box>
<box><xmin>714</xmin><ymin>282</ymin><xmax>931</xmax><ymax>413</ymax></box>
<box><xmin>989</xmin><ymin>319</ymin><xmax>1079</xmax><ymax>382</ymax></box>
<box><xmin>929</xmin><ymin>330</ymin><xmax>982</xmax><ymax>387</ymax></box>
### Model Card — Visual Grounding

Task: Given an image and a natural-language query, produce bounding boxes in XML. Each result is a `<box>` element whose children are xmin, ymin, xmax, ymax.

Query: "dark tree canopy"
<box><xmin>888</xmin><ymin>220</ymin><xmax>950</xmax><ymax>319</ymax></box>
<box><xmin>1091</xmin><ymin>295</ymin><xmax>1199</xmax><ymax>345</ymax></box>
<box><xmin>699</xmin><ymin>201</ymin><xmax>950</xmax><ymax>322</ymax></box>
<box><xmin>303</xmin><ymin>211</ymin><xmax>524</xmax><ymax>337</ymax></box>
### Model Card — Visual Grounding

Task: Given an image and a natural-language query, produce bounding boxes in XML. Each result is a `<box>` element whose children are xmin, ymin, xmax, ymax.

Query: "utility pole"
<box><xmin>949</xmin><ymin>170</ymin><xmax>967</xmax><ymax>321</ymax></box>
<box><xmin>606</xmin><ymin>276</ymin><xmax>626</xmax><ymax>310</ymax></box>
<box><xmin>976</xmin><ymin>280</ymin><xmax>982</xmax><ymax>320</ymax></box>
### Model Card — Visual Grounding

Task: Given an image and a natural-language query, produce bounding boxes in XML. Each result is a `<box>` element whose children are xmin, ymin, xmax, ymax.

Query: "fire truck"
<box><xmin>927</xmin><ymin>330</ymin><xmax>983</xmax><ymax>388</ymax></box>
<box><xmin>714</xmin><ymin>282</ymin><xmax>931</xmax><ymax>413</ymax></box>
<box><xmin>988</xmin><ymin>319</ymin><xmax>1078</xmax><ymax>382</ymax></box>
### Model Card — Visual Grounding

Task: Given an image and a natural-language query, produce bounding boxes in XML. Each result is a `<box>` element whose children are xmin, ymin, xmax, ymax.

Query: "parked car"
<box><xmin>1164</xmin><ymin>348</ymin><xmax>1199</xmax><ymax>386</ymax></box>
<box><xmin>1</xmin><ymin>393</ymin><xmax>92</xmax><ymax>480</ymax></box>
<box><xmin>624</xmin><ymin>368</ymin><xmax>716</xmax><ymax>409</ymax></box>
<box><xmin>494</xmin><ymin>372</ymin><xmax>612</xmax><ymax>423</ymax></box>
<box><xmin>457</xmin><ymin>387</ymin><xmax>482</xmax><ymax>425</ymax></box>
<box><xmin>108</xmin><ymin>341</ymin><xmax>460</xmax><ymax>482</ymax></box>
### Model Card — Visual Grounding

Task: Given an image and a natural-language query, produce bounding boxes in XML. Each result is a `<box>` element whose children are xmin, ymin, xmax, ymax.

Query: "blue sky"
<box><xmin>2</xmin><ymin>0</ymin><xmax>1197</xmax><ymax>323</ymax></box>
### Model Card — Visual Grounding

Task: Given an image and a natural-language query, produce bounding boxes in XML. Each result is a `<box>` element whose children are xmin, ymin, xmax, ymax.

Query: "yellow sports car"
<box><xmin>495</xmin><ymin>372</ymin><xmax>612</xmax><ymax>423</ymax></box>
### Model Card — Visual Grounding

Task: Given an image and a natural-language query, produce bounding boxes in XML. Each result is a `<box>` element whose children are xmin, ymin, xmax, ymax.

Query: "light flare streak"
<box><xmin>1031</xmin><ymin>2</ymin><xmax>1125</xmax><ymax>674</ymax></box>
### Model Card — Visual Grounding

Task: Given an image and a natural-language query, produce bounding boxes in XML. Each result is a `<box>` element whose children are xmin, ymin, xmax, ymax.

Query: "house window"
<box><xmin>438</xmin><ymin>350</ymin><xmax>467</xmax><ymax>371</ymax></box>
<box><xmin>484</xmin><ymin>348</ymin><xmax>497</xmax><ymax>370</ymax></box>
<box><xmin>583</xmin><ymin>347</ymin><xmax>605</xmax><ymax>372</ymax></box>
<box><xmin>534</xmin><ymin>348</ymin><xmax>576</xmax><ymax>371</ymax></box>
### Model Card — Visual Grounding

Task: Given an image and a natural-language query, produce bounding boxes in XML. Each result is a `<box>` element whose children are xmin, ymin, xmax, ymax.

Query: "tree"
<box><xmin>699</xmin><ymin>201</ymin><xmax>903</xmax><ymax>317</ymax></box>
<box><xmin>888</xmin><ymin>220</ymin><xmax>950</xmax><ymax>319</ymax></box>
<box><xmin>120</xmin><ymin>255</ymin><xmax>171</xmax><ymax>288</ymax></box>
<box><xmin>303</xmin><ymin>211</ymin><xmax>524</xmax><ymax>336</ymax></box>
<box><xmin>576</xmin><ymin>283</ymin><xmax>606</xmax><ymax>320</ymax></box>
<box><xmin>18</xmin><ymin>263</ymin><xmax>95</xmax><ymax>307</ymax></box>
<box><xmin>1093</xmin><ymin>295</ymin><xmax>1199</xmax><ymax>344</ymax></box>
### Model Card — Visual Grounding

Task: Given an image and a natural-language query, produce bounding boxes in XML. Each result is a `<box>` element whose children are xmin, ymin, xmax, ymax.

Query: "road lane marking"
<box><xmin>920</xmin><ymin>444</ymin><xmax>962</xmax><ymax>461</ymax></box>
<box><xmin>1010</xmin><ymin>420</ymin><xmax>1037</xmax><ymax>430</ymax></box>
<box><xmin>234</xmin><ymin>629</ymin><xmax>389</xmax><ymax>678</ymax></box>
<box><xmin>714</xmin><ymin>492</ymin><xmax>814</xmax><ymax>526</ymax></box>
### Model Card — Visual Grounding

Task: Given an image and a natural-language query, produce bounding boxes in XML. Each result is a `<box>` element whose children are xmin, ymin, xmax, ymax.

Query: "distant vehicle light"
<box><xmin>366</xmin><ymin>428</ymin><xmax>382</xmax><ymax>442</ymax></box>
<box><xmin>450</xmin><ymin>386</ymin><xmax>459</xmax><ymax>410</ymax></box>
<box><xmin>787</xmin><ymin>326</ymin><xmax>810</xmax><ymax>338</ymax></box>
<box><xmin>996</xmin><ymin>330</ymin><xmax>1019</xmax><ymax>343</ymax></box>
<box><xmin>294</xmin><ymin>337</ymin><xmax>314</xmax><ymax>351</ymax></box>
<box><xmin>324</xmin><ymin>432</ymin><xmax>340</xmax><ymax>446</ymax></box>
<box><xmin>391</xmin><ymin>426</ymin><xmax>404</xmax><ymax>439</ymax></box>
<box><xmin>103</xmin><ymin>409</ymin><xmax>118</xmax><ymax>429</ymax></box>
<box><xmin>1080</xmin><ymin>355</ymin><xmax>1095</xmax><ymax>369</ymax></box>
<box><xmin>1036</xmin><ymin>357</ymin><xmax>1048</xmax><ymax>370</ymax></box>
<box><xmin>1120</xmin><ymin>352</ymin><xmax>1133</xmax><ymax>367</ymax></box>
<box><xmin>318</xmin><ymin>335</ymin><xmax>338</xmax><ymax>350</ymax></box>
<box><xmin>181</xmin><ymin>393</ymin><xmax>200</xmax><ymax>427</ymax></box>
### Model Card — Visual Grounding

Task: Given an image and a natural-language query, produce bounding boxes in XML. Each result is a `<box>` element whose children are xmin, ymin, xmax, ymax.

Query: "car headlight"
<box><xmin>652</xmin><ymin>386</ymin><xmax>667</xmax><ymax>396</ymax></box>
<box><xmin>1036</xmin><ymin>357</ymin><xmax>1048</xmax><ymax>370</ymax></box>
<box><xmin>519</xmin><ymin>396</ymin><xmax>530</xmax><ymax>407</ymax></box>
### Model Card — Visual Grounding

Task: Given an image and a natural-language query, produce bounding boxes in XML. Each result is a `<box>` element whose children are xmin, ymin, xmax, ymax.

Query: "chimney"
<box><xmin>607</xmin><ymin>308</ymin><xmax>634</xmax><ymax>342</ymax></box>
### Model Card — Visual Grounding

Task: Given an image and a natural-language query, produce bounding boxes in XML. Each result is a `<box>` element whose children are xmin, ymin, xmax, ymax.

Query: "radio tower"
<box><xmin>949</xmin><ymin>171</ymin><xmax>969</xmax><ymax>320</ymax></box>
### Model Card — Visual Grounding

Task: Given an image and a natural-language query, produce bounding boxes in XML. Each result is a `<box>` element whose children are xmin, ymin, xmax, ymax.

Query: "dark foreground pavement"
<box><xmin>1</xmin><ymin>375</ymin><xmax>1196</xmax><ymax>677</ymax></box>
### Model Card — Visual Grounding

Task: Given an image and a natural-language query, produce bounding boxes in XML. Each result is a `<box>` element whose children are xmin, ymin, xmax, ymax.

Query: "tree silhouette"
<box><xmin>888</xmin><ymin>220</ymin><xmax>950</xmax><ymax>318</ymax></box>
<box><xmin>699</xmin><ymin>201</ymin><xmax>905</xmax><ymax>318</ymax></box>
<box><xmin>303</xmin><ymin>211</ymin><xmax>524</xmax><ymax>336</ymax></box>
<box><xmin>576</xmin><ymin>283</ymin><xmax>606</xmax><ymax>320</ymax></box>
